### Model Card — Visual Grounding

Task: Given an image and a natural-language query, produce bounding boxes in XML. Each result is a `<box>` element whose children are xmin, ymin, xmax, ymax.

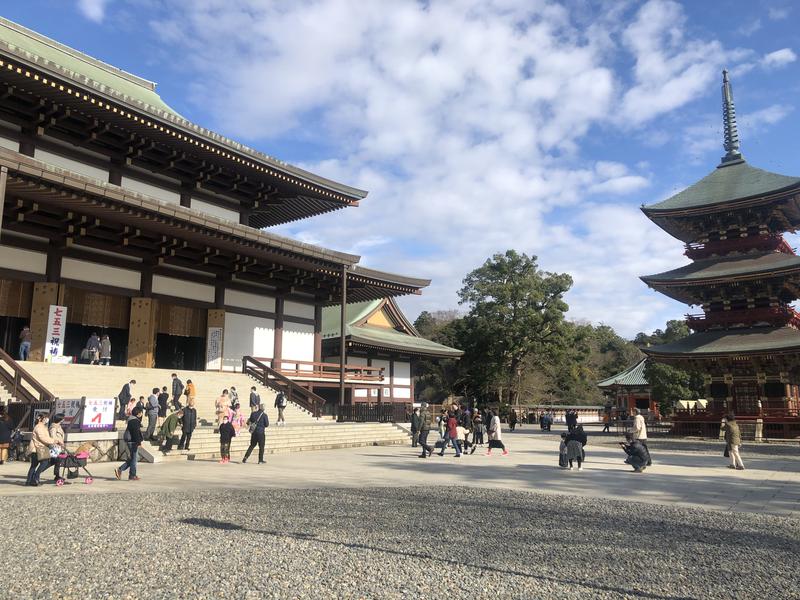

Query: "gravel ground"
<box><xmin>5</xmin><ymin>487</ymin><xmax>798</xmax><ymax>599</ymax></box>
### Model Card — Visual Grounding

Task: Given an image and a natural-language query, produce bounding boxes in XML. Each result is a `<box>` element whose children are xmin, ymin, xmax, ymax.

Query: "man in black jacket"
<box><xmin>249</xmin><ymin>386</ymin><xmax>260</xmax><ymax>410</ymax></box>
<box><xmin>171</xmin><ymin>374</ymin><xmax>184</xmax><ymax>411</ymax></box>
<box><xmin>117</xmin><ymin>379</ymin><xmax>135</xmax><ymax>419</ymax></box>
<box><xmin>410</xmin><ymin>407</ymin><xmax>421</xmax><ymax>447</ymax></box>
<box><xmin>115</xmin><ymin>407</ymin><xmax>143</xmax><ymax>481</ymax></box>
<box><xmin>621</xmin><ymin>433</ymin><xmax>650</xmax><ymax>472</ymax></box>
<box><xmin>243</xmin><ymin>404</ymin><xmax>269</xmax><ymax>464</ymax></box>
<box><xmin>178</xmin><ymin>399</ymin><xmax>197</xmax><ymax>451</ymax></box>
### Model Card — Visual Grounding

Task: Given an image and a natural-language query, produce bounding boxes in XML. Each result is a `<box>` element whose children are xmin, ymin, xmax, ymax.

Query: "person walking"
<box><xmin>36</xmin><ymin>414</ymin><xmax>65</xmax><ymax>482</ymax></box>
<box><xmin>486</xmin><ymin>411</ymin><xmax>508</xmax><ymax>456</ymax></box>
<box><xmin>185</xmin><ymin>379</ymin><xmax>196</xmax><ymax>407</ymax></box>
<box><xmin>724</xmin><ymin>413</ymin><xmax>745</xmax><ymax>471</ymax></box>
<box><xmin>144</xmin><ymin>388</ymin><xmax>160</xmax><ymax>442</ymax></box>
<box><xmin>85</xmin><ymin>332</ymin><xmax>101</xmax><ymax>364</ymax></box>
<box><xmin>417</xmin><ymin>403</ymin><xmax>433</xmax><ymax>458</ymax></box>
<box><xmin>438</xmin><ymin>412</ymin><xmax>462</xmax><ymax>457</ymax></box>
<box><xmin>178</xmin><ymin>398</ymin><xmax>197</xmax><ymax>451</ymax></box>
<box><xmin>472</xmin><ymin>411</ymin><xmax>485</xmax><ymax>447</ymax></box>
<box><xmin>215</xmin><ymin>389</ymin><xmax>230</xmax><ymax>430</ymax></box>
<box><xmin>18</xmin><ymin>325</ymin><xmax>31</xmax><ymax>361</ymax></box>
<box><xmin>171</xmin><ymin>373</ymin><xmax>184</xmax><ymax>411</ymax></box>
<box><xmin>26</xmin><ymin>413</ymin><xmax>55</xmax><ymax>486</ymax></box>
<box><xmin>117</xmin><ymin>379</ymin><xmax>135</xmax><ymax>420</ymax></box>
<box><xmin>274</xmin><ymin>390</ymin><xmax>288</xmax><ymax>426</ymax></box>
<box><xmin>218</xmin><ymin>414</ymin><xmax>235</xmax><ymax>464</ymax></box>
<box><xmin>0</xmin><ymin>406</ymin><xmax>11</xmax><ymax>465</ymax></box>
<box><xmin>410</xmin><ymin>407</ymin><xmax>421</xmax><ymax>447</ymax></box>
<box><xmin>631</xmin><ymin>408</ymin><xmax>651</xmax><ymax>466</ymax></box>
<box><xmin>249</xmin><ymin>386</ymin><xmax>261</xmax><ymax>410</ymax></box>
<box><xmin>115</xmin><ymin>407</ymin><xmax>143</xmax><ymax>481</ymax></box>
<box><xmin>243</xmin><ymin>404</ymin><xmax>269</xmax><ymax>464</ymax></box>
<box><xmin>509</xmin><ymin>409</ymin><xmax>517</xmax><ymax>432</ymax></box>
<box><xmin>229</xmin><ymin>386</ymin><xmax>239</xmax><ymax>409</ymax></box>
<box><xmin>157</xmin><ymin>386</ymin><xmax>169</xmax><ymax>426</ymax></box>
<box><xmin>99</xmin><ymin>334</ymin><xmax>112</xmax><ymax>365</ymax></box>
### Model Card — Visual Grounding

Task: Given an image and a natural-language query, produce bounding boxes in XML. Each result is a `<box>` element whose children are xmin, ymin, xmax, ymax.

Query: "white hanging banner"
<box><xmin>206</xmin><ymin>326</ymin><xmax>223</xmax><ymax>371</ymax></box>
<box><xmin>82</xmin><ymin>398</ymin><xmax>115</xmax><ymax>431</ymax></box>
<box><xmin>45</xmin><ymin>305</ymin><xmax>68</xmax><ymax>360</ymax></box>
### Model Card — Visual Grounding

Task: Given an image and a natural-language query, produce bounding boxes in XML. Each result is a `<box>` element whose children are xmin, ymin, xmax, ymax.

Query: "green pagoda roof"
<box><xmin>322</xmin><ymin>299</ymin><xmax>463</xmax><ymax>359</ymax></box>
<box><xmin>642</xmin><ymin>326</ymin><xmax>800</xmax><ymax>358</ymax></box>
<box><xmin>642</xmin><ymin>252</ymin><xmax>800</xmax><ymax>286</ymax></box>
<box><xmin>642</xmin><ymin>160</ymin><xmax>800</xmax><ymax>215</ymax></box>
<box><xmin>597</xmin><ymin>358</ymin><xmax>648</xmax><ymax>388</ymax></box>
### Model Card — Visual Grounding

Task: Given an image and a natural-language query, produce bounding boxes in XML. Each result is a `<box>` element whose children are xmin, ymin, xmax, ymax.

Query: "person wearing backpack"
<box><xmin>274</xmin><ymin>391</ymin><xmax>288</xmax><ymax>426</ymax></box>
<box><xmin>242</xmin><ymin>404</ymin><xmax>269</xmax><ymax>464</ymax></box>
<box><xmin>171</xmin><ymin>373</ymin><xmax>184</xmax><ymax>411</ymax></box>
<box><xmin>115</xmin><ymin>407</ymin><xmax>143</xmax><ymax>481</ymax></box>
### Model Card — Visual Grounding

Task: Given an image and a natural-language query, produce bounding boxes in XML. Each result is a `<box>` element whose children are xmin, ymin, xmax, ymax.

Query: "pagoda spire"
<box><xmin>721</xmin><ymin>69</ymin><xmax>742</xmax><ymax>164</ymax></box>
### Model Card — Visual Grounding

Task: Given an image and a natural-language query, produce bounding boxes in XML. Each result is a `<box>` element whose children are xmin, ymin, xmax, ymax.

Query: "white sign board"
<box><xmin>82</xmin><ymin>398</ymin><xmax>115</xmax><ymax>431</ymax></box>
<box><xmin>55</xmin><ymin>398</ymin><xmax>82</xmax><ymax>428</ymax></box>
<box><xmin>206</xmin><ymin>326</ymin><xmax>223</xmax><ymax>371</ymax></box>
<box><xmin>44</xmin><ymin>305</ymin><xmax>68</xmax><ymax>360</ymax></box>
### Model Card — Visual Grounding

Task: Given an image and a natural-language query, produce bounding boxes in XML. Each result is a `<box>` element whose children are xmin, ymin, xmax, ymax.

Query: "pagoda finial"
<box><xmin>721</xmin><ymin>69</ymin><xmax>742</xmax><ymax>164</ymax></box>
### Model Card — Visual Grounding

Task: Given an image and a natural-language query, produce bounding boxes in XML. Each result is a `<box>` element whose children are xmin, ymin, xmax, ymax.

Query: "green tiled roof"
<box><xmin>597</xmin><ymin>358</ymin><xmax>648</xmax><ymax>388</ymax></box>
<box><xmin>0</xmin><ymin>17</ymin><xmax>177</xmax><ymax>116</ymax></box>
<box><xmin>641</xmin><ymin>252</ymin><xmax>800</xmax><ymax>285</ymax></box>
<box><xmin>643</xmin><ymin>160</ymin><xmax>800</xmax><ymax>213</ymax></box>
<box><xmin>321</xmin><ymin>299</ymin><xmax>463</xmax><ymax>358</ymax></box>
<box><xmin>642</xmin><ymin>326</ymin><xmax>800</xmax><ymax>357</ymax></box>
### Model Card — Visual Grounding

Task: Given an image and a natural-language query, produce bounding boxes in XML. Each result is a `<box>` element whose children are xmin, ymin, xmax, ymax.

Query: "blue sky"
<box><xmin>4</xmin><ymin>1</ymin><xmax>800</xmax><ymax>338</ymax></box>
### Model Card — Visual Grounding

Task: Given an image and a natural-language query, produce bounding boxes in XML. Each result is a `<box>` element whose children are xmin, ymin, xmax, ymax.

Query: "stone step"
<box><xmin>189</xmin><ymin>439</ymin><xmax>407</xmax><ymax>460</ymax></box>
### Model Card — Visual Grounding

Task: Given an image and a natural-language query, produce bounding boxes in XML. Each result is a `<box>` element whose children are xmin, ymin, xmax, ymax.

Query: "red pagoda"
<box><xmin>640</xmin><ymin>71</ymin><xmax>800</xmax><ymax>439</ymax></box>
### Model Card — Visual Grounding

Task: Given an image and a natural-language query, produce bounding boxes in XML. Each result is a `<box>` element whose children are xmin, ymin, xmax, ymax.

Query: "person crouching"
<box><xmin>218</xmin><ymin>415</ymin><xmax>235</xmax><ymax>464</ymax></box>
<box><xmin>621</xmin><ymin>433</ymin><xmax>650</xmax><ymax>473</ymax></box>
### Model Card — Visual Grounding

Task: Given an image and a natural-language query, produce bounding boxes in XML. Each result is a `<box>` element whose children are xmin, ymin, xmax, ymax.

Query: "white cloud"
<box><xmin>618</xmin><ymin>0</ymin><xmax>725</xmax><ymax>126</ymax></box>
<box><xmin>768</xmin><ymin>6</ymin><xmax>790</xmax><ymax>20</ymax></box>
<box><xmin>737</xmin><ymin>19</ymin><xmax>762</xmax><ymax>37</ymax></box>
<box><xmin>761</xmin><ymin>48</ymin><xmax>797</xmax><ymax>69</ymax></box>
<box><xmin>77</xmin><ymin>0</ymin><xmax>109</xmax><ymax>23</ymax></box>
<box><xmin>146</xmin><ymin>0</ymin><xmax>763</xmax><ymax>337</ymax></box>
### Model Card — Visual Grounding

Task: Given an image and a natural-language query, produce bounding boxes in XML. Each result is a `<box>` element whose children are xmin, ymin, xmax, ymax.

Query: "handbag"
<box><xmin>49</xmin><ymin>445</ymin><xmax>63</xmax><ymax>458</ymax></box>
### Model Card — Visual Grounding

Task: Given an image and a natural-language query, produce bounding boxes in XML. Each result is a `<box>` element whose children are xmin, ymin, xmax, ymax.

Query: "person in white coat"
<box><xmin>486</xmin><ymin>411</ymin><xmax>508</xmax><ymax>456</ymax></box>
<box><xmin>631</xmin><ymin>409</ymin><xmax>651</xmax><ymax>466</ymax></box>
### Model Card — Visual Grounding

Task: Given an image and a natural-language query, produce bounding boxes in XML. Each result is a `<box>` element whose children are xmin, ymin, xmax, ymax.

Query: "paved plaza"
<box><xmin>1</xmin><ymin>429</ymin><xmax>798</xmax><ymax>599</ymax></box>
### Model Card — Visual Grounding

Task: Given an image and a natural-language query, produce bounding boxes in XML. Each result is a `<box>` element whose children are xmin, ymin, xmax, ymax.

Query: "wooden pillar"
<box><xmin>273</xmin><ymin>297</ymin><xmax>284</xmax><ymax>367</ymax></box>
<box><xmin>108</xmin><ymin>159</ymin><xmax>123</xmax><ymax>186</ymax></box>
<box><xmin>19</xmin><ymin>126</ymin><xmax>37</xmax><ymax>157</ymax></box>
<box><xmin>28</xmin><ymin>282</ymin><xmax>59</xmax><ymax>362</ymax></box>
<box><xmin>206</xmin><ymin>308</ymin><xmax>225</xmax><ymax>372</ymax></box>
<box><xmin>339</xmin><ymin>266</ymin><xmax>347</xmax><ymax>406</ymax></box>
<box><xmin>127</xmin><ymin>298</ymin><xmax>158</xmax><ymax>368</ymax></box>
<box><xmin>0</xmin><ymin>166</ymin><xmax>7</xmax><ymax>238</ymax></box>
<box><xmin>180</xmin><ymin>183</ymin><xmax>192</xmax><ymax>209</ymax></box>
<box><xmin>313</xmin><ymin>304</ymin><xmax>322</xmax><ymax>364</ymax></box>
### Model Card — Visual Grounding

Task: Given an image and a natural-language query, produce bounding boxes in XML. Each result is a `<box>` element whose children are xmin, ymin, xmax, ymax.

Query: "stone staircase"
<box><xmin>16</xmin><ymin>362</ymin><xmax>410</xmax><ymax>461</ymax></box>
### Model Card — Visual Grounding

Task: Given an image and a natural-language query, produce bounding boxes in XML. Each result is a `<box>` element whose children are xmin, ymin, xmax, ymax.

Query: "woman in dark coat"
<box><xmin>0</xmin><ymin>407</ymin><xmax>12</xmax><ymax>464</ymax></box>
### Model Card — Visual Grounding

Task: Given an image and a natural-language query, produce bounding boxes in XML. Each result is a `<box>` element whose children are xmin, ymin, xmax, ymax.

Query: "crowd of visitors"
<box><xmin>416</xmin><ymin>403</ymin><xmax>508</xmax><ymax>459</ymax></box>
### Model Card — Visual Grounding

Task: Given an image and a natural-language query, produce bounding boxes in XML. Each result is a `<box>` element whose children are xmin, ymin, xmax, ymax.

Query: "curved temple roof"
<box><xmin>641</xmin><ymin>252</ymin><xmax>800</xmax><ymax>286</ymax></box>
<box><xmin>642</xmin><ymin>326</ymin><xmax>800</xmax><ymax>358</ymax></box>
<box><xmin>597</xmin><ymin>358</ymin><xmax>648</xmax><ymax>388</ymax></box>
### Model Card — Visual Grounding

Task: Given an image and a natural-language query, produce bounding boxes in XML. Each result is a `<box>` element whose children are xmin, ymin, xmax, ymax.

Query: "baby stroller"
<box><xmin>55</xmin><ymin>450</ymin><xmax>94</xmax><ymax>486</ymax></box>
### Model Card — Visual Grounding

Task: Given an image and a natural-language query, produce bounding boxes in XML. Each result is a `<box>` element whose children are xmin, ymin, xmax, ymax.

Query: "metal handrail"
<box><xmin>242</xmin><ymin>356</ymin><xmax>326</xmax><ymax>418</ymax></box>
<box><xmin>0</xmin><ymin>347</ymin><xmax>57</xmax><ymax>404</ymax></box>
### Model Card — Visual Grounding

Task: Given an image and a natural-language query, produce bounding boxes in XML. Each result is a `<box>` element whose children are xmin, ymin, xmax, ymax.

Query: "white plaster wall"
<box><xmin>225</xmin><ymin>289</ymin><xmax>276</xmax><ymax>313</ymax></box>
<box><xmin>61</xmin><ymin>258</ymin><xmax>140</xmax><ymax>290</ymax></box>
<box><xmin>0</xmin><ymin>135</ymin><xmax>19</xmax><ymax>151</ymax></box>
<box><xmin>0</xmin><ymin>245</ymin><xmax>46</xmax><ymax>274</ymax></box>
<box><xmin>192</xmin><ymin>198</ymin><xmax>240</xmax><ymax>223</ymax></box>
<box><xmin>284</xmin><ymin>300</ymin><xmax>315</xmax><ymax>320</ymax></box>
<box><xmin>393</xmin><ymin>387</ymin><xmax>411</xmax><ymax>399</ymax></box>
<box><xmin>372</xmin><ymin>359</ymin><xmax>390</xmax><ymax>383</ymax></box>
<box><xmin>223</xmin><ymin>312</ymin><xmax>275</xmax><ymax>371</ymax></box>
<box><xmin>152</xmin><ymin>275</ymin><xmax>214</xmax><ymax>303</ymax></box>
<box><xmin>393</xmin><ymin>360</ymin><xmax>411</xmax><ymax>387</ymax></box>
<box><xmin>347</xmin><ymin>356</ymin><xmax>368</xmax><ymax>366</ymax></box>
<box><xmin>281</xmin><ymin>322</ymin><xmax>314</xmax><ymax>371</ymax></box>
<box><xmin>354</xmin><ymin>389</ymin><xmax>368</xmax><ymax>398</ymax></box>
<box><xmin>34</xmin><ymin>148</ymin><xmax>108</xmax><ymax>181</ymax></box>
<box><xmin>121</xmin><ymin>176</ymin><xmax>180</xmax><ymax>205</ymax></box>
